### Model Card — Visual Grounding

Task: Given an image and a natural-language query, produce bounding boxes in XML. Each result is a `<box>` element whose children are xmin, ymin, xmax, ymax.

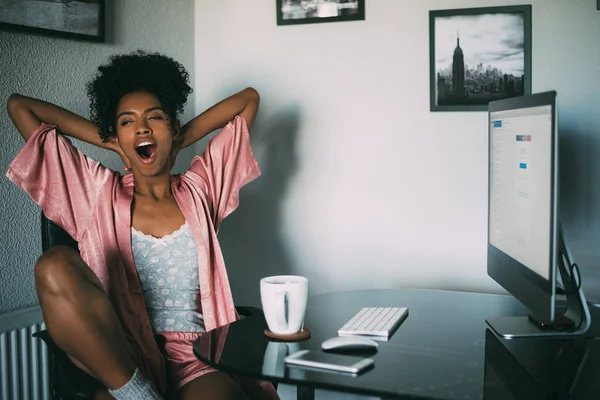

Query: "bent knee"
<box><xmin>35</xmin><ymin>246</ymin><xmax>84</xmax><ymax>295</ymax></box>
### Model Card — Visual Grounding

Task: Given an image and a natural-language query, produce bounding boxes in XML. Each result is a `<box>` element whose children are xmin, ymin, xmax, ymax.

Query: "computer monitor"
<box><xmin>485</xmin><ymin>91</ymin><xmax>591</xmax><ymax>338</ymax></box>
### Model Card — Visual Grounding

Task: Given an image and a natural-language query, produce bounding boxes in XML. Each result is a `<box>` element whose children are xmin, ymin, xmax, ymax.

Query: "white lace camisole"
<box><xmin>131</xmin><ymin>221</ymin><xmax>205</xmax><ymax>333</ymax></box>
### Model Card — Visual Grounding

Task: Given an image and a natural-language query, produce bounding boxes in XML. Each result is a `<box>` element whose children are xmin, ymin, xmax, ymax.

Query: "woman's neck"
<box><xmin>133</xmin><ymin>172</ymin><xmax>172</xmax><ymax>200</ymax></box>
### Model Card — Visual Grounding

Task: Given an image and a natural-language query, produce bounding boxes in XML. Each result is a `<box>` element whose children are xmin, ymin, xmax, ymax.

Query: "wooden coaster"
<box><xmin>264</xmin><ymin>328</ymin><xmax>311</xmax><ymax>342</ymax></box>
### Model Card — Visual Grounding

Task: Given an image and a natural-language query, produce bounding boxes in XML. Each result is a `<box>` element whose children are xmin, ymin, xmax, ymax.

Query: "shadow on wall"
<box><xmin>559</xmin><ymin>128</ymin><xmax>600</xmax><ymax>304</ymax></box>
<box><xmin>219</xmin><ymin>104</ymin><xmax>301</xmax><ymax>307</ymax></box>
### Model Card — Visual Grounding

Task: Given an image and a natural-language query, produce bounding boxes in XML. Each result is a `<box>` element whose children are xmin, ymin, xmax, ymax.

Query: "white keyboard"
<box><xmin>338</xmin><ymin>307</ymin><xmax>409</xmax><ymax>339</ymax></box>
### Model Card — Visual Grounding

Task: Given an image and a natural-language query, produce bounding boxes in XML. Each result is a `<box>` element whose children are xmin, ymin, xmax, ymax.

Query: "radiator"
<box><xmin>0</xmin><ymin>306</ymin><xmax>50</xmax><ymax>400</ymax></box>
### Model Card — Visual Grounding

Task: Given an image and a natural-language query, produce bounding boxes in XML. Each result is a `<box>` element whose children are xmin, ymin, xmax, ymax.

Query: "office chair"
<box><xmin>34</xmin><ymin>212</ymin><xmax>262</xmax><ymax>399</ymax></box>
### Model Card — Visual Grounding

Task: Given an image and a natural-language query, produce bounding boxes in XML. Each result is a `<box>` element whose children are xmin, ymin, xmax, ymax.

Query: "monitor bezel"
<box><xmin>487</xmin><ymin>91</ymin><xmax>558</xmax><ymax>323</ymax></box>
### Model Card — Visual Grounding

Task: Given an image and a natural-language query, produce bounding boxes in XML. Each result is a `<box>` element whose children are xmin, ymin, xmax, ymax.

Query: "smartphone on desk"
<box><xmin>284</xmin><ymin>349</ymin><xmax>374</xmax><ymax>375</ymax></box>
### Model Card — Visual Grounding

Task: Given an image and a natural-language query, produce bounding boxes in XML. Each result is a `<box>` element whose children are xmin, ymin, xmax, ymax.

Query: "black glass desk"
<box><xmin>193</xmin><ymin>289</ymin><xmax>599</xmax><ymax>399</ymax></box>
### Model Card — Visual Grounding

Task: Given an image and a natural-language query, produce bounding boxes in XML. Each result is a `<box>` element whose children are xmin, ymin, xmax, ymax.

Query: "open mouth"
<box><xmin>135</xmin><ymin>141</ymin><xmax>158</xmax><ymax>163</ymax></box>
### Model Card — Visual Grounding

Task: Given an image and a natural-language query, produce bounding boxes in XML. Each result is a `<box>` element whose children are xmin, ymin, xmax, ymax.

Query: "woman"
<box><xmin>6</xmin><ymin>51</ymin><xmax>279</xmax><ymax>400</ymax></box>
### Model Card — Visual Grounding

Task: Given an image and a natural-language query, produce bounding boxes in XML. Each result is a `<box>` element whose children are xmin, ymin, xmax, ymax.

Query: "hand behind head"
<box><xmin>116</xmin><ymin>146</ymin><xmax>132</xmax><ymax>172</ymax></box>
<box><xmin>106</xmin><ymin>140</ymin><xmax>132</xmax><ymax>172</ymax></box>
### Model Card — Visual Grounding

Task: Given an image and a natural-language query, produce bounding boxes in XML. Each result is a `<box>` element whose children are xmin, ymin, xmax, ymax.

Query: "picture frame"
<box><xmin>0</xmin><ymin>0</ymin><xmax>105</xmax><ymax>43</ymax></box>
<box><xmin>429</xmin><ymin>5</ymin><xmax>532</xmax><ymax>112</ymax></box>
<box><xmin>277</xmin><ymin>0</ymin><xmax>365</xmax><ymax>26</ymax></box>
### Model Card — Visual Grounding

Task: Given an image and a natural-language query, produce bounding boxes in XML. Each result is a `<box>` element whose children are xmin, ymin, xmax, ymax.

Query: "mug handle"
<box><xmin>274</xmin><ymin>291</ymin><xmax>289</xmax><ymax>331</ymax></box>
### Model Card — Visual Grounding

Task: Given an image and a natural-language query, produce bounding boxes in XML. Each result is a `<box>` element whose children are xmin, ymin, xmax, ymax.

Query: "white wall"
<box><xmin>0</xmin><ymin>0</ymin><xmax>195</xmax><ymax>314</ymax></box>
<box><xmin>194</xmin><ymin>0</ymin><xmax>600</xmax><ymax>307</ymax></box>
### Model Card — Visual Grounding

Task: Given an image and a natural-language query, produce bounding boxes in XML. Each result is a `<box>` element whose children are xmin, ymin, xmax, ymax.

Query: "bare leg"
<box><xmin>35</xmin><ymin>246</ymin><xmax>137</xmax><ymax>390</ymax></box>
<box><xmin>177</xmin><ymin>372</ymin><xmax>249</xmax><ymax>400</ymax></box>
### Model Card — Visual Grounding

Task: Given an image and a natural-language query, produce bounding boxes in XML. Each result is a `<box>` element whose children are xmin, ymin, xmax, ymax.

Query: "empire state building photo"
<box><xmin>431</xmin><ymin>7</ymin><xmax>530</xmax><ymax>110</ymax></box>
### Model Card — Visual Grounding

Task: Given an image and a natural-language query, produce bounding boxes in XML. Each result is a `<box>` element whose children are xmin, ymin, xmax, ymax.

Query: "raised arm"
<box><xmin>177</xmin><ymin>87</ymin><xmax>260</xmax><ymax>151</ymax></box>
<box><xmin>6</xmin><ymin>94</ymin><xmax>117</xmax><ymax>240</ymax></box>
<box><xmin>7</xmin><ymin>94</ymin><xmax>102</xmax><ymax>144</ymax></box>
<box><xmin>7</xmin><ymin>94</ymin><xmax>129</xmax><ymax>168</ymax></box>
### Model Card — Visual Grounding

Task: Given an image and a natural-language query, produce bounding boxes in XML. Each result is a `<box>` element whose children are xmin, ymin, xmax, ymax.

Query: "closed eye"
<box><xmin>120</xmin><ymin>119</ymin><xmax>133</xmax><ymax>126</ymax></box>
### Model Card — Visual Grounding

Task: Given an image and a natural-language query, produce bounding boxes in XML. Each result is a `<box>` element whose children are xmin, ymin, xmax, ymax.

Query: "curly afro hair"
<box><xmin>86</xmin><ymin>50</ymin><xmax>193</xmax><ymax>143</ymax></box>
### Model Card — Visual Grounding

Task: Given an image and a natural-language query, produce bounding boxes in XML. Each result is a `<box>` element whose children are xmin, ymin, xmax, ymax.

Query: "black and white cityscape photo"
<box><xmin>431</xmin><ymin>7</ymin><xmax>531</xmax><ymax>110</ymax></box>
<box><xmin>278</xmin><ymin>0</ymin><xmax>365</xmax><ymax>25</ymax></box>
<box><xmin>0</xmin><ymin>0</ymin><xmax>104</xmax><ymax>40</ymax></box>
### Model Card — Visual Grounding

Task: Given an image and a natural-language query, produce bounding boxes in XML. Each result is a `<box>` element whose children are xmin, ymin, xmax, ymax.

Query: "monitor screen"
<box><xmin>489</xmin><ymin>105</ymin><xmax>554</xmax><ymax>280</ymax></box>
<box><xmin>486</xmin><ymin>92</ymin><xmax>592</xmax><ymax>336</ymax></box>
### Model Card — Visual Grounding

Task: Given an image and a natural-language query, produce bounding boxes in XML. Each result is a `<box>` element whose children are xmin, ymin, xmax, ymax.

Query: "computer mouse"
<box><xmin>321</xmin><ymin>336</ymin><xmax>379</xmax><ymax>352</ymax></box>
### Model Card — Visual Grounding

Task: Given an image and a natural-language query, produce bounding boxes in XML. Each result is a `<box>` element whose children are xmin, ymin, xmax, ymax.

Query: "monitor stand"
<box><xmin>486</xmin><ymin>226</ymin><xmax>592</xmax><ymax>339</ymax></box>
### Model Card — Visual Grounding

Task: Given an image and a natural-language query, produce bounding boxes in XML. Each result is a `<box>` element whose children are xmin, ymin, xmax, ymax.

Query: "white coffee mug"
<box><xmin>260</xmin><ymin>275</ymin><xmax>308</xmax><ymax>335</ymax></box>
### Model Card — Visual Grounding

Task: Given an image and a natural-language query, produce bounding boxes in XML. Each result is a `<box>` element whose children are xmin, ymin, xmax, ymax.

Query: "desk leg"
<box><xmin>297</xmin><ymin>385</ymin><xmax>315</xmax><ymax>400</ymax></box>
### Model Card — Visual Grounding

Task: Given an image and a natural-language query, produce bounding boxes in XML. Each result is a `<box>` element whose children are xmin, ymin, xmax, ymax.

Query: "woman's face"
<box><xmin>114</xmin><ymin>91</ymin><xmax>178</xmax><ymax>177</ymax></box>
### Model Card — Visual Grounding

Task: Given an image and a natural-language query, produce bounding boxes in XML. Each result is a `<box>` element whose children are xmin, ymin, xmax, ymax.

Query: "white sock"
<box><xmin>107</xmin><ymin>367</ymin><xmax>163</xmax><ymax>400</ymax></box>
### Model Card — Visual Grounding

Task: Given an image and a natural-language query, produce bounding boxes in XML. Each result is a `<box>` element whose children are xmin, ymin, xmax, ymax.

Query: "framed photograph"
<box><xmin>0</xmin><ymin>0</ymin><xmax>105</xmax><ymax>42</ymax></box>
<box><xmin>429</xmin><ymin>5</ymin><xmax>532</xmax><ymax>112</ymax></box>
<box><xmin>277</xmin><ymin>0</ymin><xmax>365</xmax><ymax>26</ymax></box>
